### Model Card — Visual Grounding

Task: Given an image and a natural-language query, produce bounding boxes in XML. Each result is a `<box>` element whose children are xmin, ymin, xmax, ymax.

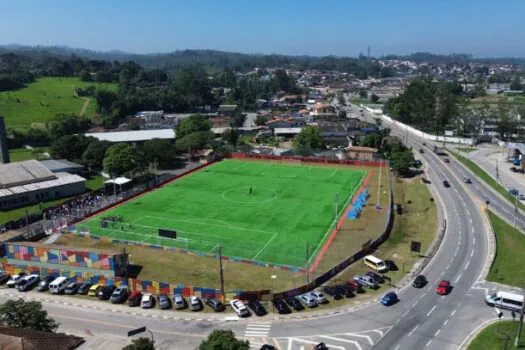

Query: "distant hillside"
<box><xmin>381</xmin><ymin>52</ymin><xmax>525</xmax><ymax>65</ymax></box>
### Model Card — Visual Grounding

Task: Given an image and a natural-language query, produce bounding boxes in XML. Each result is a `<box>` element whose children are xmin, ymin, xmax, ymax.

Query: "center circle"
<box><xmin>221</xmin><ymin>187</ymin><xmax>278</xmax><ymax>204</ymax></box>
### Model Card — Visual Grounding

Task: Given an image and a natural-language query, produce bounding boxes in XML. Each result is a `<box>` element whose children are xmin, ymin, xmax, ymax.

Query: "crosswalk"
<box><xmin>244</xmin><ymin>322</ymin><xmax>272</xmax><ymax>349</ymax></box>
<box><xmin>272</xmin><ymin>326</ymin><xmax>392</xmax><ymax>350</ymax></box>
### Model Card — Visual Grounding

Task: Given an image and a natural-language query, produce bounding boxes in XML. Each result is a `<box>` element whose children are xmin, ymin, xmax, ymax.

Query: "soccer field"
<box><xmin>80</xmin><ymin>159</ymin><xmax>367</xmax><ymax>267</ymax></box>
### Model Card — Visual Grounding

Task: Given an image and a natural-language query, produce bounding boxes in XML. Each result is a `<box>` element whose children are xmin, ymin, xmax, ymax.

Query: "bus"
<box><xmin>363</xmin><ymin>255</ymin><xmax>388</xmax><ymax>272</ymax></box>
<box><xmin>485</xmin><ymin>291</ymin><xmax>524</xmax><ymax>311</ymax></box>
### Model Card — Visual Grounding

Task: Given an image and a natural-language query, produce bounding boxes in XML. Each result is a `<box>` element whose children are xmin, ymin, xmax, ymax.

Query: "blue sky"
<box><xmin>0</xmin><ymin>0</ymin><xmax>524</xmax><ymax>57</ymax></box>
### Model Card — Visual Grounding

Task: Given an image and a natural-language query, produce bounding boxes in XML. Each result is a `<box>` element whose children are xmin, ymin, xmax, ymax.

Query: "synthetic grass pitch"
<box><xmin>80</xmin><ymin>159</ymin><xmax>366</xmax><ymax>267</ymax></box>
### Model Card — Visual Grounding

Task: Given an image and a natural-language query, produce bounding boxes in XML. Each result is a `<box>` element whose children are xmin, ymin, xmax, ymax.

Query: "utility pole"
<box><xmin>376</xmin><ymin>159</ymin><xmax>382</xmax><ymax>209</ymax></box>
<box><xmin>218</xmin><ymin>244</ymin><xmax>225</xmax><ymax>298</ymax></box>
<box><xmin>513</xmin><ymin>195</ymin><xmax>519</xmax><ymax>228</ymax></box>
<box><xmin>305</xmin><ymin>241</ymin><xmax>310</xmax><ymax>285</ymax></box>
<box><xmin>515</xmin><ymin>293</ymin><xmax>525</xmax><ymax>347</ymax></box>
<box><xmin>496</xmin><ymin>159</ymin><xmax>500</xmax><ymax>184</ymax></box>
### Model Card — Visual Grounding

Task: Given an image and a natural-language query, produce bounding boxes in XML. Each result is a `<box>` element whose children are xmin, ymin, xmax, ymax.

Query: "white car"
<box><xmin>297</xmin><ymin>293</ymin><xmax>318</xmax><ymax>308</ymax></box>
<box><xmin>230</xmin><ymin>299</ymin><xmax>249</xmax><ymax>317</ymax></box>
<box><xmin>310</xmin><ymin>291</ymin><xmax>328</xmax><ymax>304</ymax></box>
<box><xmin>141</xmin><ymin>293</ymin><xmax>154</xmax><ymax>309</ymax></box>
<box><xmin>6</xmin><ymin>274</ymin><xmax>23</xmax><ymax>288</ymax></box>
<box><xmin>190</xmin><ymin>296</ymin><xmax>202</xmax><ymax>311</ymax></box>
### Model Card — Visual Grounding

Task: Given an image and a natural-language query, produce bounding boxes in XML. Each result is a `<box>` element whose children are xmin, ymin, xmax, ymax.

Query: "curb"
<box><xmin>457</xmin><ymin>317</ymin><xmax>504</xmax><ymax>349</ymax></box>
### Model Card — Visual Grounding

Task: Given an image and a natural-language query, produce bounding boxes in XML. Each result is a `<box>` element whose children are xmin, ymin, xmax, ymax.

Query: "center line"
<box><xmin>435</xmin><ymin>329</ymin><xmax>441</xmax><ymax>336</ymax></box>
<box><xmin>426</xmin><ymin>306</ymin><xmax>437</xmax><ymax>317</ymax></box>
<box><xmin>426</xmin><ymin>340</ymin><xmax>433</xmax><ymax>348</ymax></box>
<box><xmin>409</xmin><ymin>324</ymin><xmax>419</xmax><ymax>336</ymax></box>
<box><xmin>454</xmin><ymin>274</ymin><xmax>463</xmax><ymax>283</ymax></box>
<box><xmin>464</xmin><ymin>261</ymin><xmax>471</xmax><ymax>271</ymax></box>
<box><xmin>451</xmin><ymin>309</ymin><xmax>457</xmax><ymax>316</ymax></box>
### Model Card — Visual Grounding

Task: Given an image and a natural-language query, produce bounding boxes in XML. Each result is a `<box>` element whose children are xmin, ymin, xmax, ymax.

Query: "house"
<box><xmin>344</xmin><ymin>146</ymin><xmax>378</xmax><ymax>161</ymax></box>
<box><xmin>39</xmin><ymin>159</ymin><xmax>84</xmax><ymax>174</ymax></box>
<box><xmin>218</xmin><ymin>104</ymin><xmax>239</xmax><ymax>117</ymax></box>
<box><xmin>311</xmin><ymin>103</ymin><xmax>336</xmax><ymax>116</ymax></box>
<box><xmin>209</xmin><ymin>116</ymin><xmax>232</xmax><ymax>128</ymax></box>
<box><xmin>0</xmin><ymin>326</ymin><xmax>84</xmax><ymax>350</ymax></box>
<box><xmin>280</xmin><ymin>95</ymin><xmax>303</xmax><ymax>104</ymax></box>
<box><xmin>265</xmin><ymin>118</ymin><xmax>306</xmax><ymax>130</ymax></box>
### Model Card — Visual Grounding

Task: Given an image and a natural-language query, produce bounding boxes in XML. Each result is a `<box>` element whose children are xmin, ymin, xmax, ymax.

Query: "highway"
<box><xmin>0</xmin><ymin>103</ymin><xmax>503</xmax><ymax>350</ymax></box>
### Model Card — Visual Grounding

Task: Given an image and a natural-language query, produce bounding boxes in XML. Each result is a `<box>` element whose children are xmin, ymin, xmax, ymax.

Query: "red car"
<box><xmin>436</xmin><ymin>280</ymin><xmax>451</xmax><ymax>295</ymax></box>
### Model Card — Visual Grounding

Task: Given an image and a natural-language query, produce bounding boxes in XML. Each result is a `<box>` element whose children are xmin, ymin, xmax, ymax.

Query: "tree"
<box><xmin>222</xmin><ymin>128</ymin><xmax>239</xmax><ymax>146</ymax></box>
<box><xmin>338</xmin><ymin>110</ymin><xmax>347</xmax><ymax>119</ymax></box>
<box><xmin>49</xmin><ymin>115</ymin><xmax>92</xmax><ymax>141</ymax></box>
<box><xmin>81</xmin><ymin>139</ymin><xmax>112</xmax><ymax>172</ymax></box>
<box><xmin>293</xmin><ymin>125</ymin><xmax>325</xmax><ymax>152</ymax></box>
<box><xmin>370</xmin><ymin>93</ymin><xmax>379</xmax><ymax>103</ymax></box>
<box><xmin>255</xmin><ymin>115</ymin><xmax>268</xmax><ymax>126</ymax></box>
<box><xmin>103</xmin><ymin>143</ymin><xmax>140</xmax><ymax>177</ymax></box>
<box><xmin>359</xmin><ymin>89</ymin><xmax>368</xmax><ymax>99</ymax></box>
<box><xmin>389</xmin><ymin>147</ymin><xmax>415</xmax><ymax>176</ymax></box>
<box><xmin>79</xmin><ymin>70</ymin><xmax>92</xmax><ymax>82</ymax></box>
<box><xmin>122</xmin><ymin>337</ymin><xmax>155</xmax><ymax>350</ymax></box>
<box><xmin>176</xmin><ymin>114</ymin><xmax>212</xmax><ymax>139</ymax></box>
<box><xmin>142</xmin><ymin>138</ymin><xmax>175</xmax><ymax>169</ymax></box>
<box><xmin>0</xmin><ymin>299</ymin><xmax>58</xmax><ymax>332</ymax></box>
<box><xmin>199</xmin><ymin>330</ymin><xmax>249</xmax><ymax>350</ymax></box>
<box><xmin>50</xmin><ymin>135</ymin><xmax>92</xmax><ymax>162</ymax></box>
<box><xmin>175</xmin><ymin>131</ymin><xmax>214</xmax><ymax>153</ymax></box>
<box><xmin>95</xmin><ymin>89</ymin><xmax>118</xmax><ymax>114</ymax></box>
<box><xmin>510</xmin><ymin>75</ymin><xmax>522</xmax><ymax>91</ymax></box>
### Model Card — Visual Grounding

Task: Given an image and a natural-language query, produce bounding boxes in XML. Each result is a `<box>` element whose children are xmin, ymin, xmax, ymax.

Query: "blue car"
<box><xmin>380</xmin><ymin>292</ymin><xmax>398</xmax><ymax>306</ymax></box>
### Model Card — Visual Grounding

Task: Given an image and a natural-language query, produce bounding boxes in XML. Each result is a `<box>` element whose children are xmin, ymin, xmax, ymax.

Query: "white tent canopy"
<box><xmin>104</xmin><ymin>177</ymin><xmax>132</xmax><ymax>186</ymax></box>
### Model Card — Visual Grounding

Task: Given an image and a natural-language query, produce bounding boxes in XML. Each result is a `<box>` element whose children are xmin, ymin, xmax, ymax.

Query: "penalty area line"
<box><xmin>251</xmin><ymin>232</ymin><xmax>279</xmax><ymax>260</ymax></box>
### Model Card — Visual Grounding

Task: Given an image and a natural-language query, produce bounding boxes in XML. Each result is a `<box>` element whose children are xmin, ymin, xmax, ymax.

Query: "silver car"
<box><xmin>173</xmin><ymin>294</ymin><xmax>186</xmax><ymax>309</ymax></box>
<box><xmin>297</xmin><ymin>293</ymin><xmax>318</xmax><ymax>308</ymax></box>
<box><xmin>190</xmin><ymin>296</ymin><xmax>202</xmax><ymax>311</ymax></box>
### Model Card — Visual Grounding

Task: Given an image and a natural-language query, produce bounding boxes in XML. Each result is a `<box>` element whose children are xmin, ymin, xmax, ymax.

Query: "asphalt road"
<box><xmin>0</xmin><ymin>104</ymin><xmax>505</xmax><ymax>350</ymax></box>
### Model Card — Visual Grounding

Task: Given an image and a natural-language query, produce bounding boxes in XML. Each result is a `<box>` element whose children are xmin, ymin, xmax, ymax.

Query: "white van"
<box><xmin>364</xmin><ymin>255</ymin><xmax>388</xmax><ymax>272</ymax></box>
<box><xmin>49</xmin><ymin>277</ymin><xmax>68</xmax><ymax>294</ymax></box>
<box><xmin>486</xmin><ymin>291</ymin><xmax>524</xmax><ymax>311</ymax></box>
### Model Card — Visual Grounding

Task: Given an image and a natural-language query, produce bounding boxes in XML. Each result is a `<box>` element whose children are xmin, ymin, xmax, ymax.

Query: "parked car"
<box><xmin>509</xmin><ymin>188</ymin><xmax>519</xmax><ymax>197</ymax></box>
<box><xmin>385</xmin><ymin>259</ymin><xmax>398</xmax><ymax>271</ymax></box>
<box><xmin>141</xmin><ymin>293</ymin><xmax>155</xmax><ymax>309</ymax></box>
<box><xmin>64</xmin><ymin>281</ymin><xmax>80</xmax><ymax>295</ymax></box>
<box><xmin>17</xmin><ymin>274</ymin><xmax>40</xmax><ymax>292</ymax></box>
<box><xmin>519</xmin><ymin>194</ymin><xmax>525</xmax><ymax>201</ymax></box>
<box><xmin>323</xmin><ymin>286</ymin><xmax>343</xmax><ymax>300</ymax></box>
<box><xmin>285</xmin><ymin>297</ymin><xmax>304</xmax><ymax>311</ymax></box>
<box><xmin>6</xmin><ymin>274</ymin><xmax>25</xmax><ymax>288</ymax></box>
<box><xmin>436</xmin><ymin>280</ymin><xmax>451</xmax><ymax>295</ymax></box>
<box><xmin>335</xmin><ymin>284</ymin><xmax>354</xmax><ymax>298</ymax></box>
<box><xmin>443</xmin><ymin>180</ymin><xmax>451</xmax><ymax>188</ymax></box>
<box><xmin>380</xmin><ymin>292</ymin><xmax>398</xmax><ymax>306</ymax></box>
<box><xmin>298</xmin><ymin>293</ymin><xmax>318</xmax><ymax>308</ymax></box>
<box><xmin>110</xmin><ymin>287</ymin><xmax>128</xmax><ymax>304</ymax></box>
<box><xmin>128</xmin><ymin>291</ymin><xmax>142</xmax><ymax>307</ymax></box>
<box><xmin>247</xmin><ymin>299</ymin><xmax>267</xmax><ymax>316</ymax></box>
<box><xmin>0</xmin><ymin>274</ymin><xmax>11</xmax><ymax>285</ymax></box>
<box><xmin>173</xmin><ymin>294</ymin><xmax>186</xmax><ymax>310</ymax></box>
<box><xmin>412</xmin><ymin>275</ymin><xmax>427</xmax><ymax>288</ymax></box>
<box><xmin>97</xmin><ymin>285</ymin><xmax>116</xmax><ymax>301</ymax></box>
<box><xmin>354</xmin><ymin>275</ymin><xmax>378</xmax><ymax>289</ymax></box>
<box><xmin>310</xmin><ymin>291</ymin><xmax>328</xmax><ymax>304</ymax></box>
<box><xmin>189</xmin><ymin>296</ymin><xmax>202</xmax><ymax>311</ymax></box>
<box><xmin>36</xmin><ymin>275</ymin><xmax>54</xmax><ymax>291</ymax></box>
<box><xmin>205</xmin><ymin>298</ymin><xmax>225</xmax><ymax>312</ymax></box>
<box><xmin>158</xmin><ymin>293</ymin><xmax>171</xmax><ymax>309</ymax></box>
<box><xmin>260</xmin><ymin>345</ymin><xmax>276</xmax><ymax>350</ymax></box>
<box><xmin>77</xmin><ymin>282</ymin><xmax>93</xmax><ymax>295</ymax></box>
<box><xmin>346</xmin><ymin>281</ymin><xmax>363</xmax><ymax>294</ymax></box>
<box><xmin>88</xmin><ymin>284</ymin><xmax>102</xmax><ymax>297</ymax></box>
<box><xmin>365</xmin><ymin>271</ymin><xmax>385</xmax><ymax>284</ymax></box>
<box><xmin>230</xmin><ymin>299</ymin><xmax>250</xmax><ymax>317</ymax></box>
<box><xmin>272</xmin><ymin>298</ymin><xmax>291</xmax><ymax>314</ymax></box>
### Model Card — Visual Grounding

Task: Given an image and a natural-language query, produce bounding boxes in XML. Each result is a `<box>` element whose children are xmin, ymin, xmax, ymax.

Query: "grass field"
<box><xmin>8</xmin><ymin>147</ymin><xmax>49</xmax><ymax>162</ymax></box>
<box><xmin>0</xmin><ymin>77</ymin><xmax>118</xmax><ymax>130</ymax></box>
<box><xmin>79</xmin><ymin>159</ymin><xmax>366</xmax><ymax>267</ymax></box>
<box><xmin>486</xmin><ymin>211</ymin><xmax>525</xmax><ymax>288</ymax></box>
<box><xmin>468</xmin><ymin>320</ymin><xmax>524</xmax><ymax>350</ymax></box>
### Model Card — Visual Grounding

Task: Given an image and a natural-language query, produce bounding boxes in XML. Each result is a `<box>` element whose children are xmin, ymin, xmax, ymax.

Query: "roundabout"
<box><xmin>221</xmin><ymin>186</ymin><xmax>278</xmax><ymax>204</ymax></box>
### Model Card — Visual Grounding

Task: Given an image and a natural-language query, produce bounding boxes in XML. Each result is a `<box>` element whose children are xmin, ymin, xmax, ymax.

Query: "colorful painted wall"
<box><xmin>3</xmin><ymin>243</ymin><xmax>116</xmax><ymax>270</ymax></box>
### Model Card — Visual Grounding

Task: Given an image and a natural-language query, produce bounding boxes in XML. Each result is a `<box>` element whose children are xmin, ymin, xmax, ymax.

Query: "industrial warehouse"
<box><xmin>0</xmin><ymin>160</ymin><xmax>86</xmax><ymax>211</ymax></box>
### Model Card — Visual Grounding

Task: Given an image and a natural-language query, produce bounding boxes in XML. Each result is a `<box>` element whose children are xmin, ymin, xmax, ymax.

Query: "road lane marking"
<box><xmin>408</xmin><ymin>325</ymin><xmax>419</xmax><ymax>336</ymax></box>
<box><xmin>426</xmin><ymin>340</ymin><xmax>433</xmax><ymax>347</ymax></box>
<box><xmin>451</xmin><ymin>309</ymin><xmax>456</xmax><ymax>316</ymax></box>
<box><xmin>443</xmin><ymin>319</ymin><xmax>449</xmax><ymax>326</ymax></box>
<box><xmin>300</xmin><ymin>338</ymin><xmax>347</xmax><ymax>350</ymax></box>
<box><xmin>471</xmin><ymin>250</ymin><xmax>474</xmax><ymax>257</ymax></box>
<box><xmin>394</xmin><ymin>345</ymin><xmax>401</xmax><ymax>350</ymax></box>
<box><xmin>473</xmin><ymin>236</ymin><xmax>476</xmax><ymax>245</ymax></box>
<box><xmin>435</xmin><ymin>329</ymin><xmax>441</xmax><ymax>336</ymax></box>
<box><xmin>402</xmin><ymin>310</ymin><xmax>410</xmax><ymax>318</ymax></box>
<box><xmin>426</xmin><ymin>306</ymin><xmax>437</xmax><ymax>317</ymax></box>
<box><xmin>454</xmin><ymin>274</ymin><xmax>463</xmax><ymax>283</ymax></box>
<box><xmin>464</xmin><ymin>261</ymin><xmax>471</xmax><ymax>270</ymax></box>
<box><xmin>345</xmin><ymin>333</ymin><xmax>374</xmax><ymax>345</ymax></box>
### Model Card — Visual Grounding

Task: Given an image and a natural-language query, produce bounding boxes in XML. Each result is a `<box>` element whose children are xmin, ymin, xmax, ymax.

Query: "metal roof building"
<box><xmin>85</xmin><ymin>129</ymin><xmax>176</xmax><ymax>143</ymax></box>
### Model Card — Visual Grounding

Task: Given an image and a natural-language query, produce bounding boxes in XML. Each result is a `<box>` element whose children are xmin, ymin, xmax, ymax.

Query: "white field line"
<box><xmin>252</xmin><ymin>232</ymin><xmax>279</xmax><ymax>260</ymax></box>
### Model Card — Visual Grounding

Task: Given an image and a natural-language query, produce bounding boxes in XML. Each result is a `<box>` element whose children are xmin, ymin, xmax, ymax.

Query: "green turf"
<box><xmin>468</xmin><ymin>320</ymin><xmax>524</xmax><ymax>350</ymax></box>
<box><xmin>79</xmin><ymin>159</ymin><xmax>366</xmax><ymax>267</ymax></box>
<box><xmin>0</xmin><ymin>77</ymin><xmax>118</xmax><ymax>130</ymax></box>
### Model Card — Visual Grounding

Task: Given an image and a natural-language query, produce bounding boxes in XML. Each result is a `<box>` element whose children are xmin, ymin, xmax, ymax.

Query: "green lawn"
<box><xmin>0</xmin><ymin>197</ymin><xmax>74</xmax><ymax>225</ymax></box>
<box><xmin>8</xmin><ymin>147</ymin><xmax>49</xmax><ymax>162</ymax></box>
<box><xmin>450</xmin><ymin>151</ymin><xmax>525</xmax><ymax>211</ymax></box>
<box><xmin>487</xmin><ymin>211</ymin><xmax>525</xmax><ymax>288</ymax></box>
<box><xmin>468</xmin><ymin>320</ymin><xmax>525</xmax><ymax>350</ymax></box>
<box><xmin>457</xmin><ymin>147</ymin><xmax>477</xmax><ymax>153</ymax></box>
<box><xmin>0</xmin><ymin>77</ymin><xmax>117</xmax><ymax>130</ymax></box>
<box><xmin>85</xmin><ymin>175</ymin><xmax>105</xmax><ymax>191</ymax></box>
<box><xmin>79</xmin><ymin>159</ymin><xmax>366</xmax><ymax>267</ymax></box>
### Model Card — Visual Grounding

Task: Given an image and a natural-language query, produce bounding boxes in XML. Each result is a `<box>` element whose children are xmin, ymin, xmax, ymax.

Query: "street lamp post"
<box><xmin>271</xmin><ymin>275</ymin><xmax>277</xmax><ymax>313</ymax></box>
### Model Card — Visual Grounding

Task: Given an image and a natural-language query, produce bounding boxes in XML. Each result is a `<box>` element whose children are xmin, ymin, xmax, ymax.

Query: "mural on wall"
<box><xmin>4</xmin><ymin>244</ymin><xmax>115</xmax><ymax>270</ymax></box>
